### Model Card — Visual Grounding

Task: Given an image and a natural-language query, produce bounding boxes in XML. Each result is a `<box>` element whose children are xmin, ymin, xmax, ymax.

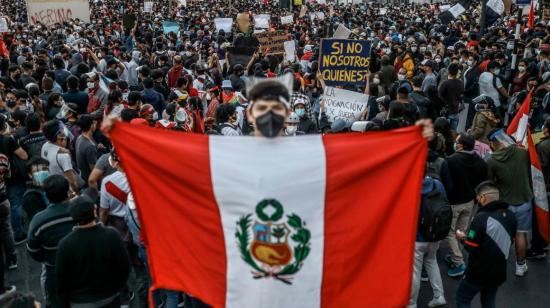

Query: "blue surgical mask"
<box><xmin>295</xmin><ymin>108</ymin><xmax>305</xmax><ymax>117</ymax></box>
<box><xmin>32</xmin><ymin>170</ymin><xmax>50</xmax><ymax>185</ymax></box>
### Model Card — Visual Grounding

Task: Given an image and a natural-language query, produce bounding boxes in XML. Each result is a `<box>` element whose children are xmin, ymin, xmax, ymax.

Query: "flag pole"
<box><xmin>480</xmin><ymin>0</ymin><xmax>487</xmax><ymax>34</ymax></box>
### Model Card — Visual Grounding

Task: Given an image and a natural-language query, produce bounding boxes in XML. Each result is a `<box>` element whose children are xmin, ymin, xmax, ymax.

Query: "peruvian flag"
<box><xmin>110</xmin><ymin>123</ymin><xmax>427</xmax><ymax>307</ymax></box>
<box><xmin>507</xmin><ymin>92</ymin><xmax>550</xmax><ymax>242</ymax></box>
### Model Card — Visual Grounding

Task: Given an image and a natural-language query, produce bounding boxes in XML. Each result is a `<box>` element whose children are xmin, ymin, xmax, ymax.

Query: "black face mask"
<box><xmin>255</xmin><ymin>110</ymin><xmax>285</xmax><ymax>138</ymax></box>
<box><xmin>6</xmin><ymin>99</ymin><xmax>16</xmax><ymax>109</ymax></box>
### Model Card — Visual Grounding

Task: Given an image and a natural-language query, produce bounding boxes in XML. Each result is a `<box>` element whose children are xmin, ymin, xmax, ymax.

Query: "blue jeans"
<box><xmin>138</xmin><ymin>245</ymin><xmax>180</xmax><ymax>308</ymax></box>
<box><xmin>7</xmin><ymin>182</ymin><xmax>25</xmax><ymax>237</ymax></box>
<box><xmin>447</xmin><ymin>113</ymin><xmax>459</xmax><ymax>131</ymax></box>
<box><xmin>456</xmin><ymin>279</ymin><xmax>499</xmax><ymax>308</ymax></box>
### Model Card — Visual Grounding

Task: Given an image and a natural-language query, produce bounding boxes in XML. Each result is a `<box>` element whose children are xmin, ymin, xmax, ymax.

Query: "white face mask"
<box><xmin>435</xmin><ymin>58</ymin><xmax>442</xmax><ymax>63</ymax></box>
<box><xmin>206</xmin><ymin>93</ymin><xmax>212</xmax><ymax>100</ymax></box>
<box><xmin>467</xmin><ymin>60</ymin><xmax>473</xmax><ymax>67</ymax></box>
<box><xmin>87</xmin><ymin>82</ymin><xmax>95</xmax><ymax>89</ymax></box>
<box><xmin>372</xmin><ymin>78</ymin><xmax>380</xmax><ymax>85</ymax></box>
<box><xmin>398</xmin><ymin>74</ymin><xmax>406</xmax><ymax>81</ymax></box>
<box><xmin>286</xmin><ymin>126</ymin><xmax>298</xmax><ymax>135</ymax></box>
<box><xmin>518</xmin><ymin>66</ymin><xmax>526</xmax><ymax>72</ymax></box>
<box><xmin>411</xmin><ymin>47</ymin><xmax>418</xmax><ymax>53</ymax></box>
<box><xmin>152</xmin><ymin>111</ymin><xmax>159</xmax><ymax>121</ymax></box>
<box><xmin>419</xmin><ymin>47</ymin><xmax>426</xmax><ymax>53</ymax></box>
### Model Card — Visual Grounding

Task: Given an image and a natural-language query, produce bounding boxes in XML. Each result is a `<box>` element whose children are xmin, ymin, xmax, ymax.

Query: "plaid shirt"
<box><xmin>290</xmin><ymin>92</ymin><xmax>313</xmax><ymax>119</ymax></box>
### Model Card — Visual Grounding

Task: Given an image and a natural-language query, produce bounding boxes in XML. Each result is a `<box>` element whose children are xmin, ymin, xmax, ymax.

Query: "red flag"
<box><xmin>111</xmin><ymin>123</ymin><xmax>427</xmax><ymax>307</ymax></box>
<box><xmin>528</xmin><ymin>0</ymin><xmax>535</xmax><ymax>30</ymax></box>
<box><xmin>507</xmin><ymin>90</ymin><xmax>531</xmax><ymax>146</ymax></box>
<box><xmin>507</xmin><ymin>92</ymin><xmax>550</xmax><ymax>242</ymax></box>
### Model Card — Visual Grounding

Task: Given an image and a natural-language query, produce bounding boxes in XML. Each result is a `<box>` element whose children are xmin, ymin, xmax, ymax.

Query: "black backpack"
<box><xmin>418</xmin><ymin>179</ymin><xmax>452</xmax><ymax>242</ymax></box>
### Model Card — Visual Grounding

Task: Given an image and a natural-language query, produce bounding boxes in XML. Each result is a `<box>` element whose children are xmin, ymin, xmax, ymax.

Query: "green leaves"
<box><xmin>287</xmin><ymin>214</ymin><xmax>302</xmax><ymax>229</ymax></box>
<box><xmin>272</xmin><ymin>227</ymin><xmax>286</xmax><ymax>243</ymax></box>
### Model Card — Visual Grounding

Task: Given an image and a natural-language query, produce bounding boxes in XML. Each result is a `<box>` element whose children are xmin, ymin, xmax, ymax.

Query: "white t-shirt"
<box><xmin>41</xmin><ymin>142</ymin><xmax>73</xmax><ymax>175</ymax></box>
<box><xmin>479</xmin><ymin>72</ymin><xmax>502</xmax><ymax>107</ymax></box>
<box><xmin>100</xmin><ymin>171</ymin><xmax>129</xmax><ymax>218</ymax></box>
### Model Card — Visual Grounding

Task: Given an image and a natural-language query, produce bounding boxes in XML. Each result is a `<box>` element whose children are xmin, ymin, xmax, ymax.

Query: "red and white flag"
<box><xmin>111</xmin><ymin>123</ymin><xmax>427</xmax><ymax>307</ymax></box>
<box><xmin>507</xmin><ymin>92</ymin><xmax>550</xmax><ymax>242</ymax></box>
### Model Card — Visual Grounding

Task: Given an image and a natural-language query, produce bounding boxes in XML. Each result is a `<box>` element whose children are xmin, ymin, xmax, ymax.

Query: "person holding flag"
<box><xmin>486</xmin><ymin>127</ymin><xmax>532</xmax><ymax>277</ymax></box>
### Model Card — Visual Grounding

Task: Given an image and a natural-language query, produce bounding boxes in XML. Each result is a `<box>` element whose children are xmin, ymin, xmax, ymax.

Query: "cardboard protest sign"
<box><xmin>333</xmin><ymin>24</ymin><xmax>351</xmax><ymax>39</ymax></box>
<box><xmin>214</xmin><ymin>18</ymin><xmax>233</xmax><ymax>33</ymax></box>
<box><xmin>144</xmin><ymin>1</ymin><xmax>153</xmax><ymax>13</ymax></box>
<box><xmin>122</xmin><ymin>13</ymin><xmax>137</xmax><ymax>30</ymax></box>
<box><xmin>27</xmin><ymin>0</ymin><xmax>90</xmax><ymax>27</ymax></box>
<box><xmin>299</xmin><ymin>5</ymin><xmax>307</xmax><ymax>17</ymax></box>
<box><xmin>254</xmin><ymin>14</ymin><xmax>270</xmax><ymax>29</ymax></box>
<box><xmin>284</xmin><ymin>40</ymin><xmax>296</xmax><ymax>62</ymax></box>
<box><xmin>281</xmin><ymin>15</ymin><xmax>293</xmax><ymax>25</ymax></box>
<box><xmin>0</xmin><ymin>17</ymin><xmax>8</xmax><ymax>33</ymax></box>
<box><xmin>319</xmin><ymin>39</ymin><xmax>372</xmax><ymax>87</ymax></box>
<box><xmin>323</xmin><ymin>87</ymin><xmax>368</xmax><ymax>124</ymax></box>
<box><xmin>255</xmin><ymin>31</ymin><xmax>288</xmax><ymax>54</ymax></box>
<box><xmin>162</xmin><ymin>21</ymin><xmax>180</xmax><ymax>34</ymax></box>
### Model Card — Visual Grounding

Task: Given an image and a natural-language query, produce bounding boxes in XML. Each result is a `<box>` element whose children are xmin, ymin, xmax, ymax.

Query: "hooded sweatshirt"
<box><xmin>487</xmin><ymin>145</ymin><xmax>533</xmax><ymax>205</ymax></box>
<box><xmin>446</xmin><ymin>151</ymin><xmax>488</xmax><ymax>204</ymax></box>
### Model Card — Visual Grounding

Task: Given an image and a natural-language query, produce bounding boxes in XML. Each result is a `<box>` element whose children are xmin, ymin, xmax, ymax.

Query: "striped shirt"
<box><xmin>27</xmin><ymin>202</ymin><xmax>75</xmax><ymax>267</ymax></box>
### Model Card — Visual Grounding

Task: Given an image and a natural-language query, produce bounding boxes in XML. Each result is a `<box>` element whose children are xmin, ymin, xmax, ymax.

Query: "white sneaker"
<box><xmin>428</xmin><ymin>296</ymin><xmax>447</xmax><ymax>307</ymax></box>
<box><xmin>0</xmin><ymin>285</ymin><xmax>16</xmax><ymax>300</ymax></box>
<box><xmin>515</xmin><ymin>262</ymin><xmax>528</xmax><ymax>277</ymax></box>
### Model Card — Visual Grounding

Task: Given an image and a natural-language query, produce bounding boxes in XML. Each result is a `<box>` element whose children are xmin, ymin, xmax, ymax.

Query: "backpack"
<box><xmin>418</xmin><ymin>179</ymin><xmax>452</xmax><ymax>242</ymax></box>
<box><xmin>0</xmin><ymin>152</ymin><xmax>10</xmax><ymax>193</ymax></box>
<box><xmin>426</xmin><ymin>157</ymin><xmax>444</xmax><ymax>180</ymax></box>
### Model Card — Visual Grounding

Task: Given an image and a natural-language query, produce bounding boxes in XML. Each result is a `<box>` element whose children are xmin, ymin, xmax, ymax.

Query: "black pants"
<box><xmin>0</xmin><ymin>236</ymin><xmax>4</xmax><ymax>291</ymax></box>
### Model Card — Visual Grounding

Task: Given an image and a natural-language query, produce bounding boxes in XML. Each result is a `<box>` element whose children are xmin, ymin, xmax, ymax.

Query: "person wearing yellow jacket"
<box><xmin>402</xmin><ymin>50</ymin><xmax>416</xmax><ymax>80</ymax></box>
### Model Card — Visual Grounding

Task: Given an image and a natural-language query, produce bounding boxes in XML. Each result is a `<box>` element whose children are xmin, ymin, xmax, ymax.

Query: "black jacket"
<box><xmin>463</xmin><ymin>201</ymin><xmax>516</xmax><ymax>287</ymax></box>
<box><xmin>409</xmin><ymin>91</ymin><xmax>436</xmax><ymax>121</ymax></box>
<box><xmin>56</xmin><ymin>224</ymin><xmax>130</xmax><ymax>306</ymax></box>
<box><xmin>298</xmin><ymin>117</ymin><xmax>318</xmax><ymax>134</ymax></box>
<box><xmin>446</xmin><ymin>151</ymin><xmax>488</xmax><ymax>204</ymax></box>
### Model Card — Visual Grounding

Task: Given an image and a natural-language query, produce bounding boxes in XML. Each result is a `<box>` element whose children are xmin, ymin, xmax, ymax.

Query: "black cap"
<box><xmin>70</xmin><ymin>195</ymin><xmax>96</xmax><ymax>225</ymax></box>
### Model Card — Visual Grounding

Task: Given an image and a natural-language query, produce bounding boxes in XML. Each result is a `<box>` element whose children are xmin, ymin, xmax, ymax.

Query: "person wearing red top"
<box><xmin>167</xmin><ymin>56</ymin><xmax>185</xmax><ymax>89</ymax></box>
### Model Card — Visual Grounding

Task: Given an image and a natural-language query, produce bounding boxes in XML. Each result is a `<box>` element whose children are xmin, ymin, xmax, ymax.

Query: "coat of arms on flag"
<box><xmin>237</xmin><ymin>199</ymin><xmax>311</xmax><ymax>284</ymax></box>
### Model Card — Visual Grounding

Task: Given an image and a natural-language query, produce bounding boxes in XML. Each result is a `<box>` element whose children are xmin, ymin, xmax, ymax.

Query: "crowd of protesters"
<box><xmin>0</xmin><ymin>0</ymin><xmax>550</xmax><ymax>307</ymax></box>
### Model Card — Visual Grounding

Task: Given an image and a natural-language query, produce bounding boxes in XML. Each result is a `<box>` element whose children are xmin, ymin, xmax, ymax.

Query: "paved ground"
<box><xmin>6</xmin><ymin>241</ymin><xmax>550</xmax><ymax>307</ymax></box>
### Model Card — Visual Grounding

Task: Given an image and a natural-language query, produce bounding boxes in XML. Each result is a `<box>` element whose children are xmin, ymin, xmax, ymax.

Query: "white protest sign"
<box><xmin>317</xmin><ymin>0</ymin><xmax>327</xmax><ymax>3</ymax></box>
<box><xmin>379</xmin><ymin>8</ymin><xmax>387</xmax><ymax>15</ymax></box>
<box><xmin>144</xmin><ymin>1</ymin><xmax>153</xmax><ymax>13</ymax></box>
<box><xmin>214</xmin><ymin>18</ymin><xmax>233</xmax><ymax>33</ymax></box>
<box><xmin>284</xmin><ymin>40</ymin><xmax>296</xmax><ymax>62</ymax></box>
<box><xmin>333</xmin><ymin>24</ymin><xmax>351</xmax><ymax>39</ymax></box>
<box><xmin>448</xmin><ymin>3</ymin><xmax>466</xmax><ymax>17</ymax></box>
<box><xmin>440</xmin><ymin>4</ymin><xmax>451</xmax><ymax>11</ymax></box>
<box><xmin>27</xmin><ymin>0</ymin><xmax>90</xmax><ymax>27</ymax></box>
<box><xmin>281</xmin><ymin>15</ymin><xmax>293</xmax><ymax>25</ymax></box>
<box><xmin>254</xmin><ymin>14</ymin><xmax>270</xmax><ymax>29</ymax></box>
<box><xmin>178</xmin><ymin>0</ymin><xmax>187</xmax><ymax>6</ymax></box>
<box><xmin>0</xmin><ymin>17</ymin><xmax>8</xmax><ymax>33</ymax></box>
<box><xmin>323</xmin><ymin>87</ymin><xmax>368</xmax><ymax>124</ymax></box>
<box><xmin>310</xmin><ymin>12</ymin><xmax>325</xmax><ymax>21</ymax></box>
